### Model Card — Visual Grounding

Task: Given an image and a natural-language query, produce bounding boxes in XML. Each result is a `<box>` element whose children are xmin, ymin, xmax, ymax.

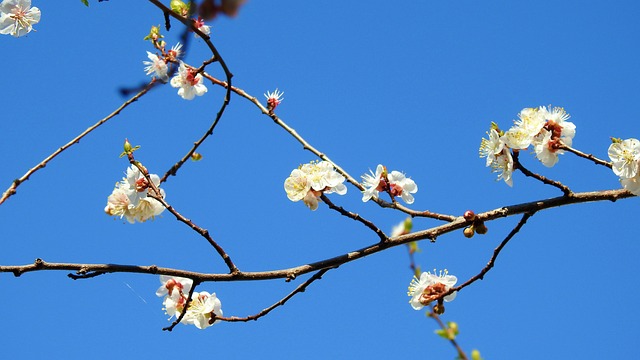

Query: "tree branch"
<box><xmin>0</xmin><ymin>80</ymin><xmax>157</xmax><ymax>206</ymax></box>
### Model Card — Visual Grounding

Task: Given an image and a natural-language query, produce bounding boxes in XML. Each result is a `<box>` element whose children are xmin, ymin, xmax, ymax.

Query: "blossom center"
<box><xmin>419</xmin><ymin>282</ymin><xmax>448</xmax><ymax>305</ymax></box>
<box><xmin>186</xmin><ymin>69</ymin><xmax>200</xmax><ymax>86</ymax></box>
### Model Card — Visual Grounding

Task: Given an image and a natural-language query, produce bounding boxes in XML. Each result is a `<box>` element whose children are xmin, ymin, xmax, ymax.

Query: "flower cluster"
<box><xmin>608</xmin><ymin>138</ymin><xmax>640</xmax><ymax>195</ymax></box>
<box><xmin>284</xmin><ymin>161</ymin><xmax>347</xmax><ymax>210</ymax></box>
<box><xmin>0</xmin><ymin>0</ymin><xmax>40</xmax><ymax>37</ymax></box>
<box><xmin>156</xmin><ymin>276</ymin><xmax>223</xmax><ymax>330</ymax></box>
<box><xmin>479</xmin><ymin>106</ymin><xmax>576</xmax><ymax>186</ymax></box>
<box><xmin>104</xmin><ymin>165</ymin><xmax>166</xmax><ymax>223</ymax></box>
<box><xmin>407</xmin><ymin>270</ymin><xmax>457</xmax><ymax>311</ymax></box>
<box><xmin>361</xmin><ymin>164</ymin><xmax>418</xmax><ymax>204</ymax></box>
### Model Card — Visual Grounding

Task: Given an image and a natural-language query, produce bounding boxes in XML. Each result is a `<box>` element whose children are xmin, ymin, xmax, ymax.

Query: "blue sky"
<box><xmin>1</xmin><ymin>0</ymin><xmax>639</xmax><ymax>358</ymax></box>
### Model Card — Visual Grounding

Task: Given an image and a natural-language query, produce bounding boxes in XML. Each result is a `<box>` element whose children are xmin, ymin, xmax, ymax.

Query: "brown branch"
<box><xmin>512</xmin><ymin>151</ymin><xmax>573</xmax><ymax>196</ymax></box>
<box><xmin>559</xmin><ymin>144</ymin><xmax>613</xmax><ymax>169</ymax></box>
<box><xmin>2</xmin><ymin>188</ymin><xmax>633</xmax><ymax>282</ymax></box>
<box><xmin>0</xmin><ymin>80</ymin><xmax>157</xmax><ymax>206</ymax></box>
<box><xmin>217</xmin><ymin>268</ymin><xmax>333</xmax><ymax>322</ymax></box>
<box><xmin>319</xmin><ymin>194</ymin><xmax>388</xmax><ymax>242</ymax></box>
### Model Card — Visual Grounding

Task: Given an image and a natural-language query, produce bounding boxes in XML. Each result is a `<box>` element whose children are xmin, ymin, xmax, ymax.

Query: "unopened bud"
<box><xmin>170</xmin><ymin>0</ymin><xmax>190</xmax><ymax>16</ymax></box>
<box><xmin>191</xmin><ymin>152</ymin><xmax>203</xmax><ymax>161</ymax></box>
<box><xmin>433</xmin><ymin>303</ymin><xmax>445</xmax><ymax>315</ymax></box>
<box><xmin>463</xmin><ymin>226</ymin><xmax>475</xmax><ymax>238</ymax></box>
<box><xmin>475</xmin><ymin>221</ymin><xmax>488</xmax><ymax>235</ymax></box>
<box><xmin>463</xmin><ymin>210</ymin><xmax>476</xmax><ymax>221</ymax></box>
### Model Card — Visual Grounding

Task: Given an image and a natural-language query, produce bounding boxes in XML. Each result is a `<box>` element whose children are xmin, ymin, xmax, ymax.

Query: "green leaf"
<box><xmin>81</xmin><ymin>0</ymin><xmax>89</xmax><ymax>6</ymax></box>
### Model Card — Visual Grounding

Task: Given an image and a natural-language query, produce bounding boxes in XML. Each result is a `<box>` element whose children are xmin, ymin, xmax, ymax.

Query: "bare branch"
<box><xmin>560</xmin><ymin>144</ymin><xmax>613</xmax><ymax>169</ymax></box>
<box><xmin>512</xmin><ymin>151</ymin><xmax>573</xmax><ymax>196</ymax></box>
<box><xmin>0</xmin><ymin>80</ymin><xmax>157</xmax><ymax>206</ymax></box>
<box><xmin>2</xmin><ymin>188</ymin><xmax>633</xmax><ymax>283</ymax></box>
<box><xmin>320</xmin><ymin>194</ymin><xmax>388</xmax><ymax>242</ymax></box>
<box><xmin>217</xmin><ymin>268</ymin><xmax>333</xmax><ymax>322</ymax></box>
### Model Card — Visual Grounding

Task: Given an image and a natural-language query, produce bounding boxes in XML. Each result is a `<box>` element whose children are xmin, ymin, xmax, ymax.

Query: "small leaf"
<box><xmin>435</xmin><ymin>329</ymin><xmax>449</xmax><ymax>339</ymax></box>
<box><xmin>81</xmin><ymin>0</ymin><xmax>89</xmax><ymax>6</ymax></box>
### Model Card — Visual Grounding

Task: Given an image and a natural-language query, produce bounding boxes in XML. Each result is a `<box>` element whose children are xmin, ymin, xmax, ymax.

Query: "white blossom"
<box><xmin>360</xmin><ymin>165</ymin><xmax>418</xmax><ymax>204</ymax></box>
<box><xmin>170</xmin><ymin>61</ymin><xmax>207</xmax><ymax>100</ymax></box>
<box><xmin>479</xmin><ymin>128</ymin><xmax>505</xmax><ymax>167</ymax></box>
<box><xmin>533</xmin><ymin>129</ymin><xmax>559</xmax><ymax>168</ymax></box>
<box><xmin>0</xmin><ymin>0</ymin><xmax>40</xmax><ymax>38</ymax></box>
<box><xmin>182</xmin><ymin>291</ymin><xmax>223</xmax><ymax>330</ymax></box>
<box><xmin>491</xmin><ymin>148</ymin><xmax>514</xmax><ymax>187</ymax></box>
<box><xmin>620</xmin><ymin>173</ymin><xmax>640</xmax><ymax>195</ymax></box>
<box><xmin>500</xmin><ymin>107</ymin><xmax>545</xmax><ymax>150</ymax></box>
<box><xmin>156</xmin><ymin>276</ymin><xmax>193</xmax><ymax>299</ymax></box>
<box><xmin>284</xmin><ymin>161</ymin><xmax>347</xmax><ymax>211</ymax></box>
<box><xmin>361</xmin><ymin>164</ymin><xmax>384</xmax><ymax>202</ymax></box>
<box><xmin>407</xmin><ymin>270</ymin><xmax>457</xmax><ymax>310</ymax></box>
<box><xmin>387</xmin><ymin>171</ymin><xmax>418</xmax><ymax>204</ymax></box>
<box><xmin>143</xmin><ymin>51</ymin><xmax>169</xmax><ymax>82</ymax></box>
<box><xmin>608</xmin><ymin>138</ymin><xmax>640</xmax><ymax>179</ymax></box>
<box><xmin>104</xmin><ymin>165</ymin><xmax>166</xmax><ymax>223</ymax></box>
<box><xmin>264</xmin><ymin>88</ymin><xmax>284</xmax><ymax>110</ymax></box>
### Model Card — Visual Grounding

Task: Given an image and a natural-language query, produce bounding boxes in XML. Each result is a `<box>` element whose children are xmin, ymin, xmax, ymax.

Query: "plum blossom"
<box><xmin>284</xmin><ymin>161</ymin><xmax>346</xmax><ymax>211</ymax></box>
<box><xmin>361</xmin><ymin>164</ymin><xmax>385</xmax><ymax>202</ymax></box>
<box><xmin>264</xmin><ymin>89</ymin><xmax>284</xmax><ymax>111</ymax></box>
<box><xmin>387</xmin><ymin>171</ymin><xmax>418</xmax><ymax>204</ymax></box>
<box><xmin>182</xmin><ymin>291</ymin><xmax>223</xmax><ymax>329</ymax></box>
<box><xmin>608</xmin><ymin>138</ymin><xmax>640</xmax><ymax>195</ymax></box>
<box><xmin>608</xmin><ymin>138</ymin><xmax>640</xmax><ymax>179</ymax></box>
<box><xmin>479</xmin><ymin>127</ymin><xmax>505</xmax><ymax>167</ymax></box>
<box><xmin>620</xmin><ymin>174</ymin><xmax>640</xmax><ymax>195</ymax></box>
<box><xmin>170</xmin><ymin>61</ymin><xmax>207</xmax><ymax>100</ymax></box>
<box><xmin>143</xmin><ymin>51</ymin><xmax>169</xmax><ymax>82</ymax></box>
<box><xmin>531</xmin><ymin>106</ymin><xmax>575</xmax><ymax>167</ymax></box>
<box><xmin>407</xmin><ymin>270</ymin><xmax>457</xmax><ymax>310</ymax></box>
<box><xmin>167</xmin><ymin>42</ymin><xmax>183</xmax><ymax>61</ymax></box>
<box><xmin>104</xmin><ymin>165</ymin><xmax>166</xmax><ymax>223</ymax></box>
<box><xmin>0</xmin><ymin>0</ymin><xmax>40</xmax><ymax>37</ymax></box>
<box><xmin>360</xmin><ymin>164</ymin><xmax>418</xmax><ymax>204</ymax></box>
<box><xmin>193</xmin><ymin>17</ymin><xmax>211</xmax><ymax>36</ymax></box>
<box><xmin>158</xmin><ymin>281</ymin><xmax>223</xmax><ymax>330</ymax></box>
<box><xmin>156</xmin><ymin>276</ymin><xmax>193</xmax><ymax>299</ymax></box>
<box><xmin>493</xmin><ymin>148</ymin><xmax>514</xmax><ymax>186</ymax></box>
<box><xmin>500</xmin><ymin>107</ymin><xmax>546</xmax><ymax>150</ymax></box>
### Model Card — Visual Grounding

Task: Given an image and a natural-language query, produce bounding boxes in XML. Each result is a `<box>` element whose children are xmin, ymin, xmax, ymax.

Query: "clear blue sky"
<box><xmin>1</xmin><ymin>1</ymin><xmax>639</xmax><ymax>358</ymax></box>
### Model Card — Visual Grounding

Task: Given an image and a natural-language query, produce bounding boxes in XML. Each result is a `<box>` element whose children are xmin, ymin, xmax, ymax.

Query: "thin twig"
<box><xmin>0</xmin><ymin>80</ymin><xmax>157</xmax><ymax>206</ymax></box>
<box><xmin>512</xmin><ymin>151</ymin><xmax>573</xmax><ymax>196</ymax></box>
<box><xmin>442</xmin><ymin>212</ymin><xmax>533</xmax><ymax>300</ymax></box>
<box><xmin>320</xmin><ymin>194</ymin><xmax>388</xmax><ymax>242</ymax></box>
<box><xmin>559</xmin><ymin>144</ymin><xmax>612</xmax><ymax>169</ymax></box>
<box><xmin>217</xmin><ymin>268</ymin><xmax>333</xmax><ymax>322</ymax></box>
<box><xmin>429</xmin><ymin>307</ymin><xmax>468</xmax><ymax>360</ymax></box>
<box><xmin>128</xmin><ymin>158</ymin><xmax>239</xmax><ymax>274</ymax></box>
